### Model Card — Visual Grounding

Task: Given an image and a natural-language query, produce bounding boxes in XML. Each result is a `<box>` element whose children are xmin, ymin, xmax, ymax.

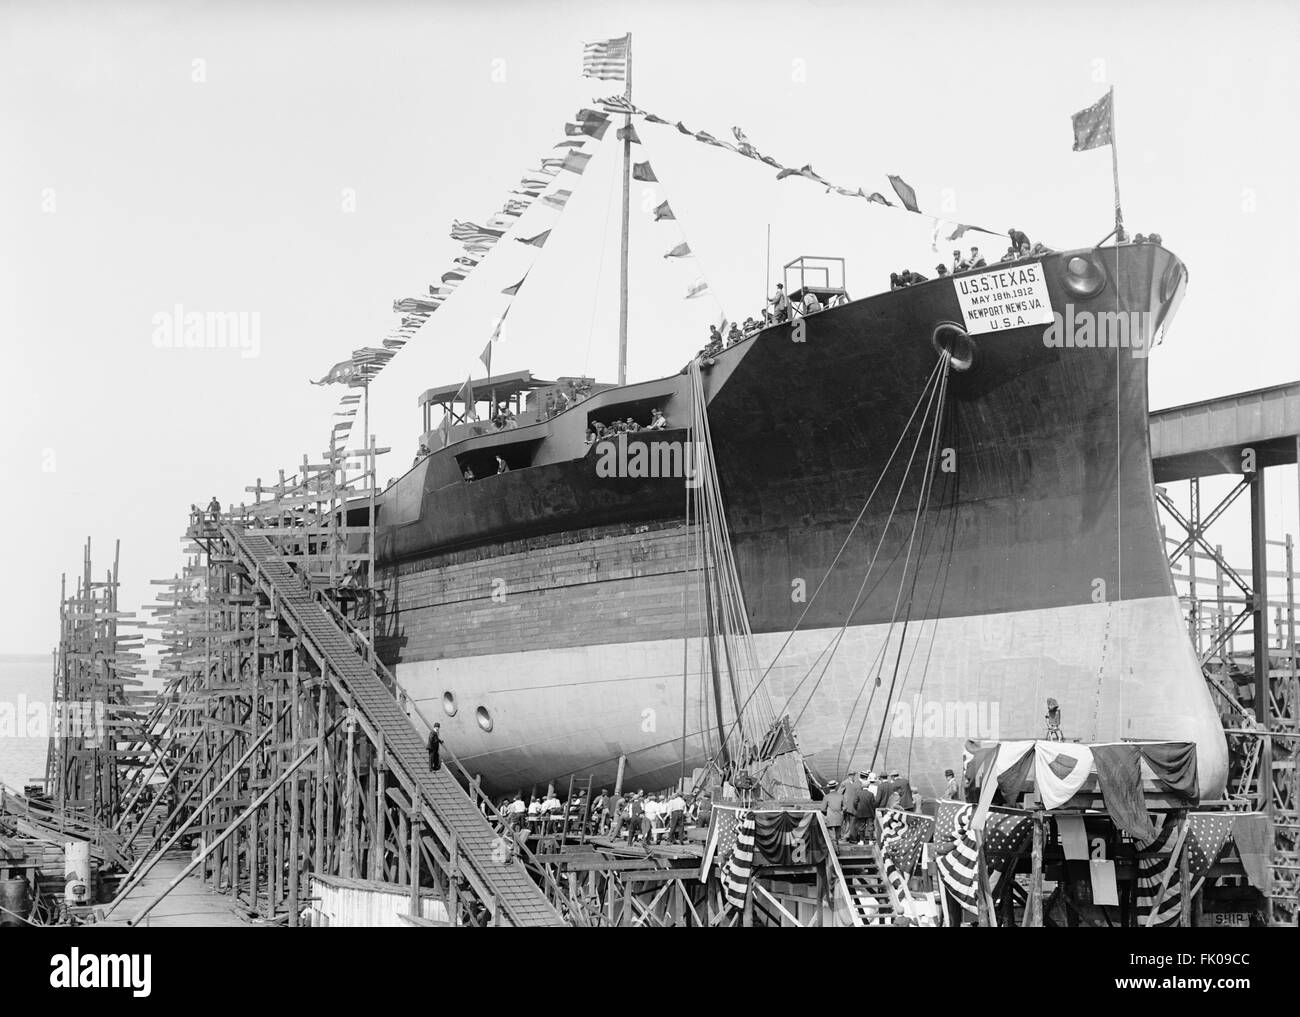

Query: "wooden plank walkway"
<box><xmin>96</xmin><ymin>849</ymin><xmax>248</xmax><ymax>928</ymax></box>
<box><xmin>229</xmin><ymin>529</ymin><xmax>564</xmax><ymax>927</ymax></box>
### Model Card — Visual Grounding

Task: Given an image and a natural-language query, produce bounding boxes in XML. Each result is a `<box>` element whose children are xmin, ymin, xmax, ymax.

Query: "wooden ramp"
<box><xmin>225</xmin><ymin>527</ymin><xmax>564</xmax><ymax>928</ymax></box>
<box><xmin>97</xmin><ymin>849</ymin><xmax>249</xmax><ymax>928</ymax></box>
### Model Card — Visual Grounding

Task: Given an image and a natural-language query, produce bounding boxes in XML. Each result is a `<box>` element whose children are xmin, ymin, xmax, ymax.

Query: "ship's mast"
<box><xmin>616</xmin><ymin>32</ymin><xmax>633</xmax><ymax>386</ymax></box>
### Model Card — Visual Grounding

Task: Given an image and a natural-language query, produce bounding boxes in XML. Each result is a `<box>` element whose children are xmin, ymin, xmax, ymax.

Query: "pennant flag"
<box><xmin>576</xmin><ymin>107</ymin><xmax>608</xmax><ymax>122</ymax></box>
<box><xmin>454</xmin><ymin>256</ymin><xmax>479</xmax><ymax>269</ymax></box>
<box><xmin>663</xmin><ymin>241</ymin><xmax>691</xmax><ymax>259</ymax></box>
<box><xmin>731</xmin><ymin>126</ymin><xmax>757</xmax><ymax>158</ymax></box>
<box><xmin>887</xmin><ymin>174</ymin><xmax>921</xmax><ymax>212</ymax></box>
<box><xmin>541</xmin><ymin>189</ymin><xmax>573</xmax><ymax>210</ymax></box>
<box><xmin>501</xmin><ymin>274</ymin><xmax>528</xmax><ymax>296</ymax></box>
<box><xmin>694</xmin><ymin>130</ymin><xmax>735</xmax><ymax>150</ymax></box>
<box><xmin>479</xmin><ymin>340</ymin><xmax>493</xmax><ymax>373</ymax></box>
<box><xmin>491</xmin><ymin>307</ymin><xmax>510</xmax><ymax>342</ymax></box>
<box><xmin>517</xmin><ymin>230</ymin><xmax>551</xmax><ymax>248</ymax></box>
<box><xmin>553</xmin><ymin>140</ymin><xmax>586</xmax><ymax>149</ymax></box>
<box><xmin>393</xmin><ymin>296</ymin><xmax>441</xmax><ymax>313</ymax></box>
<box><xmin>722</xmin><ymin>810</ymin><xmax>756</xmax><ymax>911</ymax></box>
<box><xmin>1033</xmin><ymin>741</ymin><xmax>1094</xmax><ymax>809</ymax></box>
<box><xmin>685</xmin><ymin>279</ymin><xmax>709</xmax><ymax>299</ymax></box>
<box><xmin>455</xmin><ymin>376</ymin><xmax>477</xmax><ymax>420</ymax></box>
<box><xmin>502</xmin><ymin>198</ymin><xmax>532</xmax><ymax>216</ymax></box>
<box><xmin>598</xmin><ymin>94</ymin><xmax>638</xmax><ymax>116</ymax></box>
<box><xmin>441</xmin><ymin>271</ymin><xmax>466</xmax><ymax>284</ymax></box>
<box><xmin>652</xmin><ymin>200</ymin><xmax>675</xmax><ymax>221</ymax></box>
<box><xmin>776</xmin><ymin>164</ymin><xmax>812</xmax><ymax>182</ymax></box>
<box><xmin>450</xmin><ymin>220</ymin><xmax>503</xmax><ymax>244</ymax></box>
<box><xmin>578</xmin><ymin>118</ymin><xmax>611</xmax><ymax>140</ymax></box>
<box><xmin>947</xmin><ymin>224</ymin><xmax>973</xmax><ymax>242</ymax></box>
<box><xmin>674</xmin><ymin>121</ymin><xmax>693</xmax><ymax>135</ymax></box>
<box><xmin>1072</xmin><ymin>89</ymin><xmax>1114</xmax><ymax>152</ymax></box>
<box><xmin>631</xmin><ymin>161</ymin><xmax>658</xmax><ymax>182</ymax></box>
<box><xmin>311</xmin><ymin>359</ymin><xmax>359</xmax><ymax>386</ymax></box>
<box><xmin>617</xmin><ymin>124</ymin><xmax>639</xmax><ymax>143</ymax></box>
<box><xmin>561</xmin><ymin>151</ymin><xmax>592</xmax><ymax>175</ymax></box>
<box><xmin>643</xmin><ymin>112</ymin><xmax>669</xmax><ymax>125</ymax></box>
<box><xmin>582</xmin><ymin>35</ymin><xmax>628</xmax><ymax>82</ymax></box>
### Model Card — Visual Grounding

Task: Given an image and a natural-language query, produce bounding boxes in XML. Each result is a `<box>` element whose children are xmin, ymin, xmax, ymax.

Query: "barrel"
<box><xmin>64</xmin><ymin>841</ymin><xmax>91</xmax><ymax>905</ymax></box>
<box><xmin>0</xmin><ymin>876</ymin><xmax>31</xmax><ymax>927</ymax></box>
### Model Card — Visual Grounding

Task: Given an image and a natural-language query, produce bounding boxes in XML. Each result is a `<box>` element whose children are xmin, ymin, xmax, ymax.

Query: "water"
<box><xmin>0</xmin><ymin>654</ymin><xmax>54</xmax><ymax>791</ymax></box>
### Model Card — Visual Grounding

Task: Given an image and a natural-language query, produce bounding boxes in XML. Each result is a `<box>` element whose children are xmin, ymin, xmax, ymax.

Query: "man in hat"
<box><xmin>1008</xmin><ymin>227</ymin><xmax>1031</xmax><ymax>256</ymax></box>
<box><xmin>839</xmin><ymin>771</ymin><xmax>862</xmax><ymax>840</ymax></box>
<box><xmin>667</xmin><ymin>789</ymin><xmax>687</xmax><ymax>844</ymax></box>
<box><xmin>823</xmin><ymin>780</ymin><xmax>845</xmax><ymax>844</ymax></box>
<box><xmin>935</xmin><ymin>263</ymin><xmax>949</xmax><ymax>277</ymax></box>
<box><xmin>968</xmin><ymin>246</ymin><xmax>987</xmax><ymax>268</ymax></box>
<box><xmin>769</xmin><ymin>283</ymin><xmax>791</xmax><ymax>323</ymax></box>
<box><xmin>625</xmin><ymin>792</ymin><xmax>644</xmax><ymax>845</ymax></box>
<box><xmin>952</xmin><ymin>249</ymin><xmax>969</xmax><ymax>273</ymax></box>
<box><xmin>853</xmin><ymin>771</ymin><xmax>878</xmax><ymax>843</ymax></box>
<box><xmin>943</xmin><ymin>768</ymin><xmax>960</xmax><ymax>800</ymax></box>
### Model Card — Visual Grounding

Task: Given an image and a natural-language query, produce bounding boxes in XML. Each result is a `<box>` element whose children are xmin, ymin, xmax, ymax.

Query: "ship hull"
<box><xmin>375</xmin><ymin>243</ymin><xmax>1227</xmax><ymax>798</ymax></box>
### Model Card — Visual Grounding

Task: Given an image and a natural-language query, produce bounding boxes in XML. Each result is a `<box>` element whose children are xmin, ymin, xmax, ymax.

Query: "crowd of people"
<box><xmin>584</xmin><ymin>408</ymin><xmax>668</xmax><ymax>445</ymax></box>
<box><xmin>495</xmin><ymin>786</ymin><xmax>711</xmax><ymax>847</ymax></box>
<box><xmin>820</xmin><ymin>768</ymin><xmax>920</xmax><ymax>844</ymax></box>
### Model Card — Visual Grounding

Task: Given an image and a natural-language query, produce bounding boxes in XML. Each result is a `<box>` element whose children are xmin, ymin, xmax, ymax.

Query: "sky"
<box><xmin>1</xmin><ymin>0</ymin><xmax>1298</xmax><ymax>655</ymax></box>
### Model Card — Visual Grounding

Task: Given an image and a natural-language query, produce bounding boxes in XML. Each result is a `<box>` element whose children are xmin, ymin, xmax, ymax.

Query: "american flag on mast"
<box><xmin>582</xmin><ymin>35</ymin><xmax>629</xmax><ymax>81</ymax></box>
<box><xmin>1071</xmin><ymin>88</ymin><xmax>1114</xmax><ymax>151</ymax></box>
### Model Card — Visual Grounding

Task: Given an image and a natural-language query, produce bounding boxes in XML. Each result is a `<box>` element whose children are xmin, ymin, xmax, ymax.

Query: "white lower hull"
<box><xmin>395</xmin><ymin>594</ymin><xmax>1227</xmax><ymax>799</ymax></box>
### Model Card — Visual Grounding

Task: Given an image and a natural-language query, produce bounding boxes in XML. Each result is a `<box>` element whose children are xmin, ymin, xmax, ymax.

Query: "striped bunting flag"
<box><xmin>722</xmin><ymin>810</ymin><xmax>756</xmax><ymax>911</ymax></box>
<box><xmin>1134</xmin><ymin>812</ymin><xmax>1233</xmax><ymax>926</ymax></box>
<box><xmin>541</xmin><ymin>189</ymin><xmax>573</xmax><ymax>210</ymax></box>
<box><xmin>934</xmin><ymin>803</ymin><xmax>1032</xmax><ymax>922</ymax></box>
<box><xmin>449</xmin><ymin>220</ymin><xmax>503</xmax><ymax>244</ymax></box>
<box><xmin>597</xmin><ymin>94</ymin><xmax>638</xmax><ymax>116</ymax></box>
<box><xmin>878</xmin><ymin>808</ymin><xmax>936</xmax><ymax>876</ymax></box>
<box><xmin>581</xmin><ymin>36</ymin><xmax>628</xmax><ymax>82</ymax></box>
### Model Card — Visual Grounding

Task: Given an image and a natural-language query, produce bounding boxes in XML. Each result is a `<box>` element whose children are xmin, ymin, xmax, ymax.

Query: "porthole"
<box><xmin>442</xmin><ymin>691</ymin><xmax>457</xmax><ymax>717</ymax></box>
<box><xmin>476</xmin><ymin>706</ymin><xmax>493</xmax><ymax>732</ymax></box>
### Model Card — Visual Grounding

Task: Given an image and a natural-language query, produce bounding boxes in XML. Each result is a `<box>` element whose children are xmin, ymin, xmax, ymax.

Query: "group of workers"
<box><xmin>496</xmin><ymin>786</ymin><xmax>711</xmax><ymax>846</ymax></box>
<box><xmin>585</xmin><ymin>408</ymin><xmax>668</xmax><ymax>445</ymax></box>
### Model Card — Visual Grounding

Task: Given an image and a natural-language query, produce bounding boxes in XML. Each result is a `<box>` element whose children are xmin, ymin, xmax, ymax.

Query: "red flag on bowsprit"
<box><xmin>1072</xmin><ymin>90</ymin><xmax>1113</xmax><ymax>151</ymax></box>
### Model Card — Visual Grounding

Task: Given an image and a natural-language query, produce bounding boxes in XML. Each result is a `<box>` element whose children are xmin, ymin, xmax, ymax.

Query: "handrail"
<box><xmin>313</xmin><ymin>591</ymin><xmax>578</xmax><ymax>919</ymax></box>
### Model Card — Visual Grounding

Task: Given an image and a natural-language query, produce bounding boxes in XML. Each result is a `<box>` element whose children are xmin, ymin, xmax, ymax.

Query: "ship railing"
<box><xmin>311</xmin><ymin>590</ymin><xmax>580</xmax><ymax>920</ymax></box>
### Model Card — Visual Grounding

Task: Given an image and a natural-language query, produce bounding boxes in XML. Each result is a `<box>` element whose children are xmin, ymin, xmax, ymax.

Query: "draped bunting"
<box><xmin>1091</xmin><ymin>743</ymin><xmax>1155</xmax><ymax>839</ymax></box>
<box><xmin>1033</xmin><ymin>740</ymin><xmax>1094</xmax><ymax>809</ymax></box>
<box><xmin>592</xmin><ymin>94</ymin><xmax>1002</xmax><ymax>242</ymax></box>
<box><xmin>722</xmin><ymin>810</ymin><xmax>756</xmax><ymax>911</ymax></box>
<box><xmin>752</xmin><ymin>811</ymin><xmax>827</xmax><ymax>866</ymax></box>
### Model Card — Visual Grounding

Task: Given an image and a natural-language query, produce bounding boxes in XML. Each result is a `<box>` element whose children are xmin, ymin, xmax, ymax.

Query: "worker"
<box><xmin>854</xmin><ymin>771</ymin><xmax>878</xmax><ymax>843</ymax></box>
<box><xmin>800</xmin><ymin>290</ymin><xmax>823</xmax><ymax>315</ymax></box>
<box><xmin>626</xmin><ymin>792</ymin><xmax>644</xmax><ymax>845</ymax></box>
<box><xmin>508</xmin><ymin>793</ymin><xmax>526</xmax><ymax>830</ymax></box>
<box><xmin>823</xmin><ymin>779</ymin><xmax>845</xmax><ymax>843</ymax></box>
<box><xmin>968</xmin><ymin>246</ymin><xmax>987</xmax><ymax>268</ymax></box>
<box><xmin>427</xmin><ymin>722</ymin><xmax>441</xmax><ymax>772</ymax></box>
<box><xmin>952</xmin><ymin>249</ymin><xmax>969</xmax><ymax>273</ymax></box>
<box><xmin>839</xmin><ymin>772</ymin><xmax>861</xmax><ymax>840</ymax></box>
<box><xmin>463</xmin><ymin>466</ymin><xmax>475</xmax><ymax>481</ymax></box>
<box><xmin>667</xmin><ymin>790</ymin><xmax>687</xmax><ymax>844</ymax></box>
<box><xmin>206</xmin><ymin>496</ymin><xmax>221</xmax><ymax>522</ymax></box>
<box><xmin>769</xmin><ymin>283</ymin><xmax>791</xmax><ymax>323</ymax></box>
<box><xmin>648</xmin><ymin>408</ymin><xmax>668</xmax><ymax>430</ymax></box>
<box><xmin>1008</xmin><ymin>227</ymin><xmax>1031</xmax><ymax>255</ymax></box>
<box><xmin>944</xmin><ymin>768</ymin><xmax>960</xmax><ymax>800</ymax></box>
<box><xmin>496</xmin><ymin>455</ymin><xmax>509</xmax><ymax>475</ymax></box>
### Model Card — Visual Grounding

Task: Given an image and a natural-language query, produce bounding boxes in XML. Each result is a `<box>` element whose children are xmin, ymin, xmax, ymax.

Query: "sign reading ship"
<box><xmin>953</xmin><ymin>262</ymin><xmax>1054</xmax><ymax>334</ymax></box>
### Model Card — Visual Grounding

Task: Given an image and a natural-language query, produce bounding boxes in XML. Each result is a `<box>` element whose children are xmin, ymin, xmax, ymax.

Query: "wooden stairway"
<box><xmin>225</xmin><ymin>526</ymin><xmax>565</xmax><ymax>927</ymax></box>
